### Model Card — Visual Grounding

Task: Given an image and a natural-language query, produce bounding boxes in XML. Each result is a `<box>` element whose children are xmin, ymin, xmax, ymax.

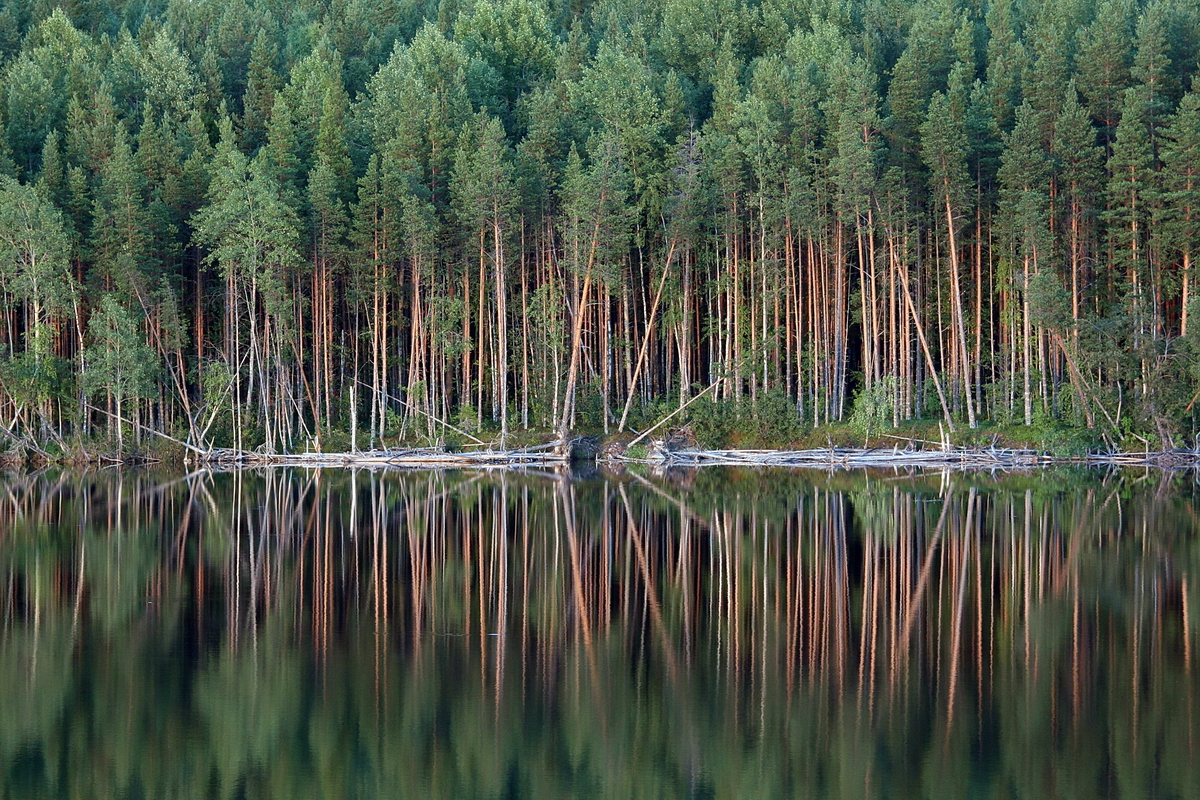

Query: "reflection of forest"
<box><xmin>0</xmin><ymin>467</ymin><xmax>1198</xmax><ymax>799</ymax></box>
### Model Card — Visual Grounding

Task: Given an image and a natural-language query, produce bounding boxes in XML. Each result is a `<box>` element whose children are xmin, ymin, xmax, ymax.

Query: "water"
<box><xmin>1</xmin><ymin>465</ymin><xmax>1198</xmax><ymax>799</ymax></box>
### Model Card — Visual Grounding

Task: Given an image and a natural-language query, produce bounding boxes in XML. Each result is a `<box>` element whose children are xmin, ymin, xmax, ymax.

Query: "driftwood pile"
<box><xmin>194</xmin><ymin>445</ymin><xmax>570</xmax><ymax>469</ymax></box>
<box><xmin>628</xmin><ymin>442</ymin><xmax>1200</xmax><ymax>470</ymax></box>
<box><xmin>185</xmin><ymin>435</ymin><xmax>1200</xmax><ymax>472</ymax></box>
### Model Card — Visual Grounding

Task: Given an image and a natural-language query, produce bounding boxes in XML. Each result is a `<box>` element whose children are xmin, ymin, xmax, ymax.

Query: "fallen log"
<box><xmin>187</xmin><ymin>441</ymin><xmax>1200</xmax><ymax>472</ymax></box>
<box><xmin>194</xmin><ymin>444</ymin><xmax>572</xmax><ymax>469</ymax></box>
<box><xmin>607</xmin><ymin>445</ymin><xmax>1200</xmax><ymax>471</ymax></box>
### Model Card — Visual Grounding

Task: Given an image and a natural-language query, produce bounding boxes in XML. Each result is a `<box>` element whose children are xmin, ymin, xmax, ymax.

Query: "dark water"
<box><xmin>1</xmin><ymin>465</ymin><xmax>1199</xmax><ymax>799</ymax></box>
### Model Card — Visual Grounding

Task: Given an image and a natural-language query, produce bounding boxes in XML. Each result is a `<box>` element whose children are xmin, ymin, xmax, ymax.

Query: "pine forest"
<box><xmin>1</xmin><ymin>0</ymin><xmax>1199</xmax><ymax>457</ymax></box>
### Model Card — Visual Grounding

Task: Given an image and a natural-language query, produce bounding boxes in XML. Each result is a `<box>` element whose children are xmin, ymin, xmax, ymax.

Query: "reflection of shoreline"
<box><xmin>0</xmin><ymin>468</ymin><xmax>1196</xmax><ymax>798</ymax></box>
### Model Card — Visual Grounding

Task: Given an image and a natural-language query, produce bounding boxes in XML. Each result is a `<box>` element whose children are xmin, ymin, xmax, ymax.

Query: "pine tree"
<box><xmin>264</xmin><ymin>93</ymin><xmax>302</xmax><ymax>208</ymax></box>
<box><xmin>557</xmin><ymin>140</ymin><xmax>632</xmax><ymax>438</ymax></box>
<box><xmin>350</xmin><ymin>153</ymin><xmax>400</xmax><ymax>443</ymax></box>
<box><xmin>826</xmin><ymin>49</ymin><xmax>883</xmax><ymax>391</ymax></box>
<box><xmin>574</xmin><ymin>40</ymin><xmax>670</xmax><ymax>221</ymax></box>
<box><xmin>1130</xmin><ymin>0</ymin><xmax>1178</xmax><ymax>133</ymax></box>
<box><xmin>239</xmin><ymin>28</ymin><xmax>280</xmax><ymax>153</ymax></box>
<box><xmin>1105</xmin><ymin>85</ymin><xmax>1159</xmax><ymax>368</ymax></box>
<box><xmin>1023</xmin><ymin>6</ymin><xmax>1074</xmax><ymax>142</ymax></box>
<box><xmin>136</xmin><ymin>112</ymin><xmax>186</xmax><ymax>275</ymax></box>
<box><xmin>91</xmin><ymin>124</ymin><xmax>150</xmax><ymax>298</ymax></box>
<box><xmin>4</xmin><ymin>54</ymin><xmax>57</xmax><ymax>176</ymax></box>
<box><xmin>454</xmin><ymin>0</ymin><xmax>556</xmax><ymax>129</ymax></box>
<box><xmin>36</xmin><ymin>130</ymin><xmax>66</xmax><ymax>208</ymax></box>
<box><xmin>1159</xmin><ymin>92</ymin><xmax>1200</xmax><ymax>335</ymax></box>
<box><xmin>1076</xmin><ymin>0</ymin><xmax>1135</xmax><ymax>147</ymax></box>
<box><xmin>361</xmin><ymin>23</ymin><xmax>474</xmax><ymax>210</ymax></box>
<box><xmin>308</xmin><ymin>155</ymin><xmax>349</xmax><ymax>433</ymax></box>
<box><xmin>984</xmin><ymin>0</ymin><xmax>1027</xmax><ymax>133</ymax></box>
<box><xmin>921</xmin><ymin>82</ymin><xmax>977</xmax><ymax>427</ymax></box>
<box><xmin>453</xmin><ymin>113</ymin><xmax>516</xmax><ymax>439</ymax></box>
<box><xmin>998</xmin><ymin>102</ymin><xmax>1052</xmax><ymax>425</ymax></box>
<box><xmin>1051</xmin><ymin>81</ymin><xmax>1104</xmax><ymax>326</ymax></box>
<box><xmin>138</xmin><ymin>28</ymin><xmax>205</xmax><ymax>123</ymax></box>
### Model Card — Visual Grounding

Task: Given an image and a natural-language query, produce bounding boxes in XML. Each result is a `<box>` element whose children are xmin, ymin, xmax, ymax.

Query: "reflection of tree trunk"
<box><xmin>558</xmin><ymin>481</ymin><xmax>606</xmax><ymax>736</ymax></box>
<box><xmin>619</xmin><ymin>485</ymin><xmax>679</xmax><ymax>679</ymax></box>
<box><xmin>946</xmin><ymin>488</ymin><xmax>975</xmax><ymax>736</ymax></box>
<box><xmin>897</xmin><ymin>495</ymin><xmax>950</xmax><ymax>683</ymax></box>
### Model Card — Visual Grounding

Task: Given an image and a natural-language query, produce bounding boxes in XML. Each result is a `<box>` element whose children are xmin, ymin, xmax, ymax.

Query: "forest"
<box><xmin>0</xmin><ymin>0</ymin><xmax>1198</xmax><ymax>456</ymax></box>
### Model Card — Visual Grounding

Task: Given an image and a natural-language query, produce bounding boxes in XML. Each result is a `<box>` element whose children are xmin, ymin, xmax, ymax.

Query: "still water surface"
<box><xmin>1</xmin><ymin>466</ymin><xmax>1198</xmax><ymax>799</ymax></box>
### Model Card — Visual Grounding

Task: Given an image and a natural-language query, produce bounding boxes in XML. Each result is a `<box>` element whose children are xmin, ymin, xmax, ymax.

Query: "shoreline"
<box><xmin>7</xmin><ymin>432</ymin><xmax>1200</xmax><ymax>472</ymax></box>
<box><xmin>180</xmin><ymin>442</ymin><xmax>1200</xmax><ymax>471</ymax></box>
<box><xmin>632</xmin><ymin>445</ymin><xmax>1200</xmax><ymax>469</ymax></box>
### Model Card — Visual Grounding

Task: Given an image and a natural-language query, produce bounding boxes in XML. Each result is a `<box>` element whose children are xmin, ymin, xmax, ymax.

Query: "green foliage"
<box><xmin>191</xmin><ymin>118</ymin><xmax>301</xmax><ymax>323</ymax></box>
<box><xmin>558</xmin><ymin>140</ymin><xmax>633</xmax><ymax>285</ymax></box>
<box><xmin>0</xmin><ymin>175</ymin><xmax>76</xmax><ymax>364</ymax></box>
<box><xmin>681</xmin><ymin>390</ymin><xmax>805</xmax><ymax>448</ymax></box>
<box><xmin>0</xmin><ymin>352</ymin><xmax>73</xmax><ymax>410</ymax></box>
<box><xmin>1026</xmin><ymin>270</ymin><xmax>1073</xmax><ymax>330</ymax></box>
<box><xmin>82</xmin><ymin>294</ymin><xmax>158</xmax><ymax>406</ymax></box>
<box><xmin>848</xmin><ymin>376</ymin><xmax>896</xmax><ymax>438</ymax></box>
<box><xmin>454</xmin><ymin>0</ymin><xmax>556</xmax><ymax>124</ymax></box>
<box><xmin>624</xmin><ymin>441</ymin><xmax>648</xmax><ymax>459</ymax></box>
<box><xmin>1023</xmin><ymin>412</ymin><xmax>1103</xmax><ymax>456</ymax></box>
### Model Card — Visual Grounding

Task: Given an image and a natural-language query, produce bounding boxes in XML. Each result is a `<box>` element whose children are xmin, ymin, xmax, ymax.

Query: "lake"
<box><xmin>1</xmin><ymin>465</ymin><xmax>1198</xmax><ymax>799</ymax></box>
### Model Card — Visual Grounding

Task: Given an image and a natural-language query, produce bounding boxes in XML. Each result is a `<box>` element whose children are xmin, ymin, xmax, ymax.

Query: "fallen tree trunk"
<box><xmin>192</xmin><ymin>445</ymin><xmax>572</xmax><ymax>469</ymax></box>
<box><xmin>606</xmin><ymin>444</ymin><xmax>1200</xmax><ymax>470</ymax></box>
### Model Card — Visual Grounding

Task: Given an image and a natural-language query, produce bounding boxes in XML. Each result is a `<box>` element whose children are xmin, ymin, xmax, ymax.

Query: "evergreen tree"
<box><xmin>1076</xmin><ymin>0</ymin><xmax>1135</xmax><ymax>146</ymax></box>
<box><xmin>136</xmin><ymin>112</ymin><xmax>186</xmax><ymax>274</ymax></box>
<box><xmin>1105</xmin><ymin>84</ymin><xmax>1160</xmax><ymax>371</ymax></box>
<box><xmin>1051</xmin><ymin>81</ymin><xmax>1104</xmax><ymax>324</ymax></box>
<box><xmin>361</xmin><ymin>23</ymin><xmax>475</xmax><ymax>210</ymax></box>
<box><xmin>557</xmin><ymin>139</ymin><xmax>632</xmax><ymax>435</ymax></box>
<box><xmin>193</xmin><ymin>119</ymin><xmax>301</xmax><ymax>324</ymax></box>
<box><xmin>138</xmin><ymin>28</ymin><xmax>204</xmax><ymax>124</ymax></box>
<box><xmin>921</xmin><ymin>81</ymin><xmax>977</xmax><ymax>427</ymax></box>
<box><xmin>998</xmin><ymin>102</ymin><xmax>1052</xmax><ymax>425</ymax></box>
<box><xmin>4</xmin><ymin>53</ymin><xmax>57</xmax><ymax>175</ymax></box>
<box><xmin>454</xmin><ymin>0</ymin><xmax>556</xmax><ymax>129</ymax></box>
<box><xmin>1</xmin><ymin>0</ymin><xmax>1199</xmax><ymax>450</ymax></box>
<box><xmin>1023</xmin><ymin>5</ymin><xmax>1074</xmax><ymax>142</ymax></box>
<box><xmin>240</xmin><ymin>28</ymin><xmax>280</xmax><ymax>153</ymax></box>
<box><xmin>574</xmin><ymin>41</ymin><xmax>671</xmax><ymax>222</ymax></box>
<box><xmin>90</xmin><ymin>124</ymin><xmax>150</xmax><ymax>297</ymax></box>
<box><xmin>984</xmin><ymin>0</ymin><xmax>1026</xmax><ymax>133</ymax></box>
<box><xmin>453</xmin><ymin>113</ymin><xmax>517</xmax><ymax>438</ymax></box>
<box><xmin>1130</xmin><ymin>0</ymin><xmax>1179</xmax><ymax>131</ymax></box>
<box><xmin>1159</xmin><ymin>92</ymin><xmax>1200</xmax><ymax>334</ymax></box>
